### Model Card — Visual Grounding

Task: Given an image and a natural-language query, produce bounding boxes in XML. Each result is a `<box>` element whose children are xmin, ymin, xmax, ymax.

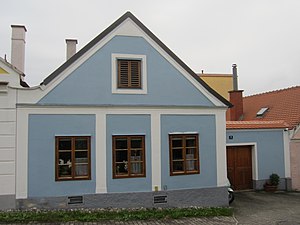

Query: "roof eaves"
<box><xmin>0</xmin><ymin>57</ymin><xmax>25</xmax><ymax>76</ymax></box>
<box><xmin>226</xmin><ymin>120</ymin><xmax>289</xmax><ymax>130</ymax></box>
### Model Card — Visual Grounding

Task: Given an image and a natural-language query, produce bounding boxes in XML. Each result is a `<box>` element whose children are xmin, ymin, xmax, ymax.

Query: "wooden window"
<box><xmin>117</xmin><ymin>59</ymin><xmax>141</xmax><ymax>89</ymax></box>
<box><xmin>55</xmin><ymin>136</ymin><xmax>91</xmax><ymax>181</ymax></box>
<box><xmin>169</xmin><ymin>134</ymin><xmax>199</xmax><ymax>176</ymax></box>
<box><xmin>113</xmin><ymin>135</ymin><xmax>145</xmax><ymax>178</ymax></box>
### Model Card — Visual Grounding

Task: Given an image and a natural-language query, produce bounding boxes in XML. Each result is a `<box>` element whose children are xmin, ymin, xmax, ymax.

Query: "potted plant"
<box><xmin>264</xmin><ymin>173</ymin><xmax>280</xmax><ymax>192</ymax></box>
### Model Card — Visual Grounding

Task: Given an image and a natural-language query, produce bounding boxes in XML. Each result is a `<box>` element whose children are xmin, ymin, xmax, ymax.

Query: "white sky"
<box><xmin>1</xmin><ymin>0</ymin><xmax>299</xmax><ymax>96</ymax></box>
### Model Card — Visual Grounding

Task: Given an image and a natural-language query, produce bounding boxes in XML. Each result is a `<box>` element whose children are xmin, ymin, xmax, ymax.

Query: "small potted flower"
<box><xmin>264</xmin><ymin>173</ymin><xmax>280</xmax><ymax>192</ymax></box>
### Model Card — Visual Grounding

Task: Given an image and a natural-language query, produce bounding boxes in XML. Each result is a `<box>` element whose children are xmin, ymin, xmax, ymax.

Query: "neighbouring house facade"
<box><xmin>202</xmin><ymin>65</ymin><xmax>294</xmax><ymax>191</ymax></box>
<box><xmin>0</xmin><ymin>54</ymin><xmax>29</xmax><ymax>209</ymax></box>
<box><xmin>226</xmin><ymin>121</ymin><xmax>290</xmax><ymax>190</ymax></box>
<box><xmin>0</xmin><ymin>12</ymin><xmax>232</xmax><ymax>210</ymax></box>
<box><xmin>198</xmin><ymin>72</ymin><xmax>233</xmax><ymax>101</ymax></box>
<box><xmin>240</xmin><ymin>87</ymin><xmax>300</xmax><ymax>190</ymax></box>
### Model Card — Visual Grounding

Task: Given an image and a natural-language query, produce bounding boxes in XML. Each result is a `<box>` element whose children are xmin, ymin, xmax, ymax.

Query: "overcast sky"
<box><xmin>1</xmin><ymin>0</ymin><xmax>299</xmax><ymax>96</ymax></box>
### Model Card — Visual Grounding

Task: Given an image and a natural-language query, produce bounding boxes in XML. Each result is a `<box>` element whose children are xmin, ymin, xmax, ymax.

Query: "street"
<box><xmin>232</xmin><ymin>191</ymin><xmax>300</xmax><ymax>225</ymax></box>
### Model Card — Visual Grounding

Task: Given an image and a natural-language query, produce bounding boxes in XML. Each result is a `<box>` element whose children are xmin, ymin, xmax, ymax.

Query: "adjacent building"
<box><xmin>240</xmin><ymin>87</ymin><xmax>300</xmax><ymax>190</ymax></box>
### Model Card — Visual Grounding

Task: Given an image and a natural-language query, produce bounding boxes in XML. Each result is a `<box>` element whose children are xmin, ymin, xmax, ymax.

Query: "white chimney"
<box><xmin>66</xmin><ymin>39</ymin><xmax>78</xmax><ymax>60</ymax></box>
<box><xmin>11</xmin><ymin>25</ymin><xmax>27</xmax><ymax>73</ymax></box>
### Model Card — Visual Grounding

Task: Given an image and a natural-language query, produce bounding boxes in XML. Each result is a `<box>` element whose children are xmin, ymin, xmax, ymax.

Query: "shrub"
<box><xmin>269</xmin><ymin>173</ymin><xmax>280</xmax><ymax>186</ymax></box>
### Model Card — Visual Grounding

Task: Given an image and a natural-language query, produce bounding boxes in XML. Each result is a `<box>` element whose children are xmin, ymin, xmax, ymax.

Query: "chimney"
<box><xmin>232</xmin><ymin>63</ymin><xmax>238</xmax><ymax>90</ymax></box>
<box><xmin>11</xmin><ymin>25</ymin><xmax>27</xmax><ymax>73</ymax></box>
<box><xmin>66</xmin><ymin>39</ymin><xmax>78</xmax><ymax>60</ymax></box>
<box><xmin>228</xmin><ymin>64</ymin><xmax>244</xmax><ymax>121</ymax></box>
<box><xmin>229</xmin><ymin>90</ymin><xmax>244</xmax><ymax>120</ymax></box>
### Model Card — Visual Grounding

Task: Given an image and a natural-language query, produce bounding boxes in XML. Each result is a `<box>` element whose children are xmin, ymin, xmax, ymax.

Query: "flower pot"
<box><xmin>264</xmin><ymin>184</ymin><xmax>277</xmax><ymax>192</ymax></box>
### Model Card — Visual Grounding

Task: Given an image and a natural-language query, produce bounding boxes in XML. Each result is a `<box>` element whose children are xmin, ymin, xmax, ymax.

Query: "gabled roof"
<box><xmin>40</xmin><ymin>11</ymin><xmax>231</xmax><ymax>108</ymax></box>
<box><xmin>0</xmin><ymin>57</ymin><xmax>29</xmax><ymax>87</ymax></box>
<box><xmin>242</xmin><ymin>86</ymin><xmax>300</xmax><ymax>129</ymax></box>
<box><xmin>0</xmin><ymin>57</ymin><xmax>24</xmax><ymax>76</ymax></box>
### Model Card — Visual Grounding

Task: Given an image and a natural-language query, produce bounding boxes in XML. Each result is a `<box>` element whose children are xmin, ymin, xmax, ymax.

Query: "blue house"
<box><xmin>226</xmin><ymin>120</ymin><xmax>290</xmax><ymax>191</ymax></box>
<box><xmin>1</xmin><ymin>12</ymin><xmax>232</xmax><ymax>209</ymax></box>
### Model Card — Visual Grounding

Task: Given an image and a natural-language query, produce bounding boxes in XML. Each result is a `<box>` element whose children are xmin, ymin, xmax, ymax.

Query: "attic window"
<box><xmin>118</xmin><ymin>59</ymin><xmax>141</xmax><ymax>89</ymax></box>
<box><xmin>0</xmin><ymin>81</ymin><xmax>9</xmax><ymax>93</ymax></box>
<box><xmin>256</xmin><ymin>107</ymin><xmax>269</xmax><ymax>117</ymax></box>
<box><xmin>112</xmin><ymin>54</ymin><xmax>147</xmax><ymax>94</ymax></box>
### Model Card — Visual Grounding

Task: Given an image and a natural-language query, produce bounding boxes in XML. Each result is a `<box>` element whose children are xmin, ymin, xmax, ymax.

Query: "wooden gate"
<box><xmin>227</xmin><ymin>146</ymin><xmax>253</xmax><ymax>190</ymax></box>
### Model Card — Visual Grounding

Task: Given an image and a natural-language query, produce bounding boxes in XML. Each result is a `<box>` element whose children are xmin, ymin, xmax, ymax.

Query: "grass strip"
<box><xmin>0</xmin><ymin>207</ymin><xmax>233</xmax><ymax>223</ymax></box>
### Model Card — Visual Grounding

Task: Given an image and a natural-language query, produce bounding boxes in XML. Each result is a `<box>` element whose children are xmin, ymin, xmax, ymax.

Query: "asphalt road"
<box><xmin>232</xmin><ymin>191</ymin><xmax>300</xmax><ymax>225</ymax></box>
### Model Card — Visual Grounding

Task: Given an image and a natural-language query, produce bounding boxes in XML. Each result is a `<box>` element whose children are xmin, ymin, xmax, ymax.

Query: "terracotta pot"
<box><xmin>264</xmin><ymin>184</ymin><xmax>277</xmax><ymax>192</ymax></box>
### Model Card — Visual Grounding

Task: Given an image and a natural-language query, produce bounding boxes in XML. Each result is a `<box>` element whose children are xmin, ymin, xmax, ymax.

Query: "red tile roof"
<box><xmin>226</xmin><ymin>120</ymin><xmax>289</xmax><ymax>129</ymax></box>
<box><xmin>242</xmin><ymin>86</ymin><xmax>300</xmax><ymax>129</ymax></box>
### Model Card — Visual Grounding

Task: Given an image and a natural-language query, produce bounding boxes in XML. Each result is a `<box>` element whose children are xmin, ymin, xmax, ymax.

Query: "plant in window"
<box><xmin>113</xmin><ymin>135</ymin><xmax>145</xmax><ymax>178</ymax></box>
<box><xmin>169</xmin><ymin>134</ymin><xmax>200</xmax><ymax>176</ymax></box>
<box><xmin>58</xmin><ymin>159</ymin><xmax>72</xmax><ymax>175</ymax></box>
<box><xmin>56</xmin><ymin>136</ymin><xmax>91</xmax><ymax>181</ymax></box>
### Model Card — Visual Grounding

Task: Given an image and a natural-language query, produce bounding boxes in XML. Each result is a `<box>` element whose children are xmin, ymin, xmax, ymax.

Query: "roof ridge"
<box><xmin>245</xmin><ymin>86</ymin><xmax>300</xmax><ymax>98</ymax></box>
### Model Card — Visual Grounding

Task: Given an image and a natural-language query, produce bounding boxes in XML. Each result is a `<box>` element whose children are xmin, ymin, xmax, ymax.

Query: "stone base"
<box><xmin>253</xmin><ymin>178</ymin><xmax>291</xmax><ymax>191</ymax></box>
<box><xmin>0</xmin><ymin>195</ymin><xmax>16</xmax><ymax>210</ymax></box>
<box><xmin>17</xmin><ymin>187</ymin><xmax>228</xmax><ymax>210</ymax></box>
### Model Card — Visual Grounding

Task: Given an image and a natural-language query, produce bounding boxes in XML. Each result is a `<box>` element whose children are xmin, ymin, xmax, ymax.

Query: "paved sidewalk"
<box><xmin>4</xmin><ymin>191</ymin><xmax>300</xmax><ymax>225</ymax></box>
<box><xmin>1</xmin><ymin>216</ymin><xmax>237</xmax><ymax>225</ymax></box>
<box><xmin>233</xmin><ymin>191</ymin><xmax>300</xmax><ymax>225</ymax></box>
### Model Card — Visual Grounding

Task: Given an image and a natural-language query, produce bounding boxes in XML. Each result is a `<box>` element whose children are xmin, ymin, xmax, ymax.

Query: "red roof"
<box><xmin>242</xmin><ymin>86</ymin><xmax>300</xmax><ymax>129</ymax></box>
<box><xmin>226</xmin><ymin>120</ymin><xmax>289</xmax><ymax>129</ymax></box>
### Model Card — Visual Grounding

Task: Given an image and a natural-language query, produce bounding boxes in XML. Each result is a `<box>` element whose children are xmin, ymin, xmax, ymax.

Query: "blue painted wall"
<box><xmin>106</xmin><ymin>114</ymin><xmax>152</xmax><ymax>192</ymax></box>
<box><xmin>160</xmin><ymin>115</ymin><xmax>217</xmax><ymax>190</ymax></box>
<box><xmin>39</xmin><ymin>36</ymin><xmax>214</xmax><ymax>107</ymax></box>
<box><xmin>28</xmin><ymin>114</ymin><xmax>96</xmax><ymax>197</ymax></box>
<box><xmin>226</xmin><ymin>129</ymin><xmax>285</xmax><ymax>179</ymax></box>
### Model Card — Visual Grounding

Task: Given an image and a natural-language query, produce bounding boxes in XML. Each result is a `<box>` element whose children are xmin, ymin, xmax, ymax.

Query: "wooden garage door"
<box><xmin>227</xmin><ymin>146</ymin><xmax>253</xmax><ymax>190</ymax></box>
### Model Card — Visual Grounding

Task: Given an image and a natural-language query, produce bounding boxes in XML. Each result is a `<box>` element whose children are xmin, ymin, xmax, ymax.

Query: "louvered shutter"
<box><xmin>130</xmin><ymin>60</ymin><xmax>141</xmax><ymax>88</ymax></box>
<box><xmin>118</xmin><ymin>60</ymin><xmax>141</xmax><ymax>88</ymax></box>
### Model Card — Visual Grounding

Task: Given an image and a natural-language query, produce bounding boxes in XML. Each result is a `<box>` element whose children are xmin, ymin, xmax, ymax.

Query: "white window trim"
<box><xmin>111</xmin><ymin>53</ymin><xmax>147</xmax><ymax>94</ymax></box>
<box><xmin>168</xmin><ymin>132</ymin><xmax>199</xmax><ymax>135</ymax></box>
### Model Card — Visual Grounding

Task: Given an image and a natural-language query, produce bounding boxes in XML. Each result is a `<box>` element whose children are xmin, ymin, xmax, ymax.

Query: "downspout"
<box><xmin>283</xmin><ymin>128</ymin><xmax>291</xmax><ymax>191</ymax></box>
<box><xmin>14</xmin><ymin>88</ymin><xmax>18</xmax><ymax>209</ymax></box>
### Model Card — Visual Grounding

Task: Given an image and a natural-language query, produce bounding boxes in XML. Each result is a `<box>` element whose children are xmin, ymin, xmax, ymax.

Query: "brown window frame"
<box><xmin>55</xmin><ymin>136</ymin><xmax>91</xmax><ymax>181</ymax></box>
<box><xmin>169</xmin><ymin>134</ymin><xmax>200</xmax><ymax>176</ymax></box>
<box><xmin>112</xmin><ymin>135</ymin><xmax>146</xmax><ymax>179</ymax></box>
<box><xmin>117</xmin><ymin>59</ymin><xmax>142</xmax><ymax>89</ymax></box>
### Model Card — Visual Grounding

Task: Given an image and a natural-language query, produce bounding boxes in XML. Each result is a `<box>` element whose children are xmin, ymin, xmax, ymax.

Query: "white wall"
<box><xmin>0</xmin><ymin>95</ymin><xmax>16</xmax><ymax>195</ymax></box>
